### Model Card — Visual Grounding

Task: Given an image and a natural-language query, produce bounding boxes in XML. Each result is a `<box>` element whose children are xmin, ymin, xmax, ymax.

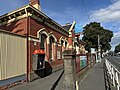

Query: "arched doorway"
<box><xmin>39</xmin><ymin>31</ymin><xmax>48</xmax><ymax>60</ymax></box>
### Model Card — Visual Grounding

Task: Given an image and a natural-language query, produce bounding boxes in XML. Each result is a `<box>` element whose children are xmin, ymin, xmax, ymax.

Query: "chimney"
<box><xmin>29</xmin><ymin>0</ymin><xmax>41</xmax><ymax>11</ymax></box>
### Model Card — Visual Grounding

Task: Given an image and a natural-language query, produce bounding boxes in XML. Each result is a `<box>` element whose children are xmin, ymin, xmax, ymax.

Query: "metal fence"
<box><xmin>0</xmin><ymin>30</ymin><xmax>27</xmax><ymax>81</ymax></box>
<box><xmin>105</xmin><ymin>59</ymin><xmax>120</xmax><ymax>90</ymax></box>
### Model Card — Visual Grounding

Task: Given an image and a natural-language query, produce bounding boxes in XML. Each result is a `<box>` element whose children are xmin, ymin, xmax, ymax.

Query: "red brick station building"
<box><xmin>0</xmin><ymin>0</ymin><xmax>85</xmax><ymax>87</ymax></box>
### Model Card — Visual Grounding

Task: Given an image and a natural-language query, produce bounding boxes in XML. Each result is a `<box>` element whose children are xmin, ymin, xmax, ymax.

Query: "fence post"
<box><xmin>87</xmin><ymin>53</ymin><xmax>91</xmax><ymax>67</ymax></box>
<box><xmin>62</xmin><ymin>49</ymin><xmax>76</xmax><ymax>90</ymax></box>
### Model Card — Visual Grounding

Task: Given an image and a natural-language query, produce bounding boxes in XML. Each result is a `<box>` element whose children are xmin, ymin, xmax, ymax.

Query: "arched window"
<box><xmin>65</xmin><ymin>41</ymin><xmax>67</xmax><ymax>49</ymax></box>
<box><xmin>49</xmin><ymin>36</ymin><xmax>55</xmax><ymax>60</ymax></box>
<box><xmin>61</xmin><ymin>40</ymin><xmax>64</xmax><ymax>46</ymax></box>
<box><xmin>40</xmin><ymin>34</ymin><xmax>47</xmax><ymax>50</ymax></box>
<box><xmin>61</xmin><ymin>40</ymin><xmax>64</xmax><ymax>52</ymax></box>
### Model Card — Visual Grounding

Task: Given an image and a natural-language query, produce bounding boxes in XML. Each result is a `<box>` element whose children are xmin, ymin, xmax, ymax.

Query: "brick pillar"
<box><xmin>87</xmin><ymin>53</ymin><xmax>91</xmax><ymax>67</ymax></box>
<box><xmin>62</xmin><ymin>49</ymin><xmax>76</xmax><ymax>90</ymax></box>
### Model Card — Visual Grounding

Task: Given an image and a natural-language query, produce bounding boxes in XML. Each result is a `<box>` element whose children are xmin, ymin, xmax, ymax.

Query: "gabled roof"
<box><xmin>0</xmin><ymin>4</ymin><xmax>69</xmax><ymax>36</ymax></box>
<box><xmin>62</xmin><ymin>21</ymin><xmax>76</xmax><ymax>31</ymax></box>
<box><xmin>62</xmin><ymin>24</ymin><xmax>72</xmax><ymax>31</ymax></box>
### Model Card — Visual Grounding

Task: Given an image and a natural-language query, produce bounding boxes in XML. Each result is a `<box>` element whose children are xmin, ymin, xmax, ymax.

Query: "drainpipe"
<box><xmin>25</xmin><ymin>8</ymin><xmax>31</xmax><ymax>82</ymax></box>
<box><xmin>28</xmin><ymin>16</ymin><xmax>31</xmax><ymax>82</ymax></box>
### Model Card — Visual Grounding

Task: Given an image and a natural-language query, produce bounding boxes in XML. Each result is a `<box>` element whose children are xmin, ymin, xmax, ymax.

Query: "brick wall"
<box><xmin>29</xmin><ymin>17</ymin><xmax>67</xmax><ymax>40</ymax></box>
<box><xmin>0</xmin><ymin>18</ymin><xmax>28</xmax><ymax>35</ymax></box>
<box><xmin>0</xmin><ymin>17</ymin><xmax>67</xmax><ymax>82</ymax></box>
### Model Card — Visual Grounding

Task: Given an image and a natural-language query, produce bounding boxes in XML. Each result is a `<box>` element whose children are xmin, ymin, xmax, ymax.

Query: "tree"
<box><xmin>82</xmin><ymin>22</ymin><xmax>113</xmax><ymax>52</ymax></box>
<box><xmin>108</xmin><ymin>51</ymin><xmax>115</xmax><ymax>56</ymax></box>
<box><xmin>114</xmin><ymin>44</ymin><xmax>120</xmax><ymax>53</ymax></box>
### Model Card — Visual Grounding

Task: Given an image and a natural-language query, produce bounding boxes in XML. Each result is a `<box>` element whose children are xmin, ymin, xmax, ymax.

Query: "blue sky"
<box><xmin>0</xmin><ymin>0</ymin><xmax>120</xmax><ymax>51</ymax></box>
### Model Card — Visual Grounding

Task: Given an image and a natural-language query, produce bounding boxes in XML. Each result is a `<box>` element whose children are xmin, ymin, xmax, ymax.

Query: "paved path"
<box><xmin>10</xmin><ymin>60</ymin><xmax>107</xmax><ymax>90</ymax></box>
<box><xmin>10</xmin><ymin>70</ymin><xmax>64</xmax><ymax>90</ymax></box>
<box><xmin>10</xmin><ymin>58</ymin><xmax>115</xmax><ymax>90</ymax></box>
<box><xmin>79</xmin><ymin>60</ymin><xmax>105</xmax><ymax>90</ymax></box>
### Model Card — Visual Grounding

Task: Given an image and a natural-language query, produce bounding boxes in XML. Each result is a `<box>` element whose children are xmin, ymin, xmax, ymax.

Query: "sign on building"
<box><xmin>57</xmin><ymin>51</ymin><xmax>61</xmax><ymax>59</ymax></box>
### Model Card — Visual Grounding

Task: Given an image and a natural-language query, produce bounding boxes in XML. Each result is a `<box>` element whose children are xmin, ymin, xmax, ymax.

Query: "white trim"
<box><xmin>49</xmin><ymin>32</ymin><xmax>57</xmax><ymax>42</ymax></box>
<box><xmin>37</xmin><ymin>28</ymin><xmax>49</xmax><ymax>44</ymax></box>
<box><xmin>59</xmin><ymin>36</ymin><xmax>64</xmax><ymax>44</ymax></box>
<box><xmin>53</xmin><ymin>42</ymin><xmax>56</xmax><ymax>45</ymax></box>
<box><xmin>37</xmin><ymin>28</ymin><xmax>49</xmax><ymax>38</ymax></box>
<box><xmin>58</xmin><ymin>44</ymin><xmax>61</xmax><ymax>46</ymax></box>
<box><xmin>69</xmin><ymin>21</ymin><xmax>76</xmax><ymax>31</ymax></box>
<box><xmin>0</xmin><ymin>14</ymin><xmax>28</xmax><ymax>26</ymax></box>
<box><xmin>28</xmin><ymin>37</ymin><xmax>40</xmax><ymax>42</ymax></box>
<box><xmin>46</xmin><ymin>36</ymin><xmax>50</xmax><ymax>44</ymax></box>
<box><xmin>69</xmin><ymin>45</ymin><xmax>73</xmax><ymax>49</ymax></box>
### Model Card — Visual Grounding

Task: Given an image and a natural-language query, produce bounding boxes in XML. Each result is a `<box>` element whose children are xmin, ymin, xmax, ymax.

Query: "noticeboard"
<box><xmin>57</xmin><ymin>51</ymin><xmax>61</xmax><ymax>59</ymax></box>
<box><xmin>80</xmin><ymin>56</ymin><xmax>87</xmax><ymax>68</ymax></box>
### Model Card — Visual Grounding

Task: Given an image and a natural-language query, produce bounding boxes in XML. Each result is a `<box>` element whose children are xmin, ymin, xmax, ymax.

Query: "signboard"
<box><xmin>33</xmin><ymin>50</ymin><xmax>45</xmax><ymax>54</ymax></box>
<box><xmin>57</xmin><ymin>51</ymin><xmax>61</xmax><ymax>59</ymax></box>
<box><xmin>91</xmin><ymin>48</ymin><xmax>95</xmax><ymax>54</ymax></box>
<box><xmin>80</xmin><ymin>56</ymin><xmax>87</xmax><ymax>68</ymax></box>
<box><xmin>32</xmin><ymin>54</ymin><xmax>38</xmax><ymax>70</ymax></box>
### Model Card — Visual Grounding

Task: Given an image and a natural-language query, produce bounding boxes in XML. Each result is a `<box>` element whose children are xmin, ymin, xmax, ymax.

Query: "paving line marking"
<box><xmin>76</xmin><ymin>81</ymin><xmax>79</xmax><ymax>90</ymax></box>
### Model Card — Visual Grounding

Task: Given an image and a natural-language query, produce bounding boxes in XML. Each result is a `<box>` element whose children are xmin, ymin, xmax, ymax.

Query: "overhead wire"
<box><xmin>81</xmin><ymin>0</ymin><xmax>91</xmax><ymax>22</ymax></box>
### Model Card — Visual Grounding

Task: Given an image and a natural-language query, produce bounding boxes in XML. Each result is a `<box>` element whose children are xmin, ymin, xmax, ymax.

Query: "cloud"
<box><xmin>90</xmin><ymin>0</ymin><xmax>120</xmax><ymax>51</ymax></box>
<box><xmin>110</xmin><ymin>31</ymin><xmax>120</xmax><ymax>50</ymax></box>
<box><xmin>90</xmin><ymin>0</ymin><xmax>120</xmax><ymax>22</ymax></box>
<box><xmin>111</xmin><ymin>0</ymin><xmax>119</xmax><ymax>3</ymax></box>
<box><xmin>42</xmin><ymin>7</ymin><xmax>82</xmax><ymax>25</ymax></box>
<box><xmin>42</xmin><ymin>9</ymin><xmax>71</xmax><ymax>25</ymax></box>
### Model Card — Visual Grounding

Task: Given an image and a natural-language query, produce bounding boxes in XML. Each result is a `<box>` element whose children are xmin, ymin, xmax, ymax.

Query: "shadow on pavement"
<box><xmin>50</xmin><ymin>71</ymin><xmax>64</xmax><ymax>90</ymax></box>
<box><xmin>35</xmin><ymin>61</ymin><xmax>53</xmax><ymax>78</ymax></box>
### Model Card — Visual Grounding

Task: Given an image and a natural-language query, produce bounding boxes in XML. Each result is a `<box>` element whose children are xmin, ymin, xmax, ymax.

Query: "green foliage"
<box><xmin>82</xmin><ymin>22</ymin><xmax>113</xmax><ymax>52</ymax></box>
<box><xmin>114</xmin><ymin>44</ymin><xmax>120</xmax><ymax>53</ymax></box>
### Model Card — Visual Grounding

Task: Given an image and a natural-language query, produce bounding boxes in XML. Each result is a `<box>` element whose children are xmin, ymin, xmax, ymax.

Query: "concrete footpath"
<box><xmin>79</xmin><ymin>60</ymin><xmax>105</xmax><ymax>90</ymax></box>
<box><xmin>10</xmin><ymin>70</ymin><xmax>64</xmax><ymax>90</ymax></box>
<box><xmin>10</xmin><ymin>59</ymin><xmax>113</xmax><ymax>90</ymax></box>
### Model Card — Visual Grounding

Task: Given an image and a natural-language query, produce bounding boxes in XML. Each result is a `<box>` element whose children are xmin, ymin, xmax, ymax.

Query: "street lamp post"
<box><xmin>97</xmin><ymin>32</ymin><xmax>108</xmax><ymax>62</ymax></box>
<box><xmin>97</xmin><ymin>35</ymin><xmax>101</xmax><ymax>62</ymax></box>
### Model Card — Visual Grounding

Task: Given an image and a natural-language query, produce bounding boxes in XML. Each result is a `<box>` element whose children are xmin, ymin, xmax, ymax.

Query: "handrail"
<box><xmin>105</xmin><ymin>59</ymin><xmax>120</xmax><ymax>90</ymax></box>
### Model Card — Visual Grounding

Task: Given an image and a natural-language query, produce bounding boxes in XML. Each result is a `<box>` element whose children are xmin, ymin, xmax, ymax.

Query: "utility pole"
<box><xmin>98</xmin><ymin>35</ymin><xmax>101</xmax><ymax>62</ymax></box>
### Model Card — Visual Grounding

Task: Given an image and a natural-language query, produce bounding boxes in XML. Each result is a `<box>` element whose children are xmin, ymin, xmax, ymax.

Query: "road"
<box><xmin>106</xmin><ymin>56</ymin><xmax>120</xmax><ymax>71</ymax></box>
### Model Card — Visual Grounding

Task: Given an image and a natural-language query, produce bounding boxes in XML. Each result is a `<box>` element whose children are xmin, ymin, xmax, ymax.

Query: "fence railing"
<box><xmin>105</xmin><ymin>59</ymin><xmax>120</xmax><ymax>90</ymax></box>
